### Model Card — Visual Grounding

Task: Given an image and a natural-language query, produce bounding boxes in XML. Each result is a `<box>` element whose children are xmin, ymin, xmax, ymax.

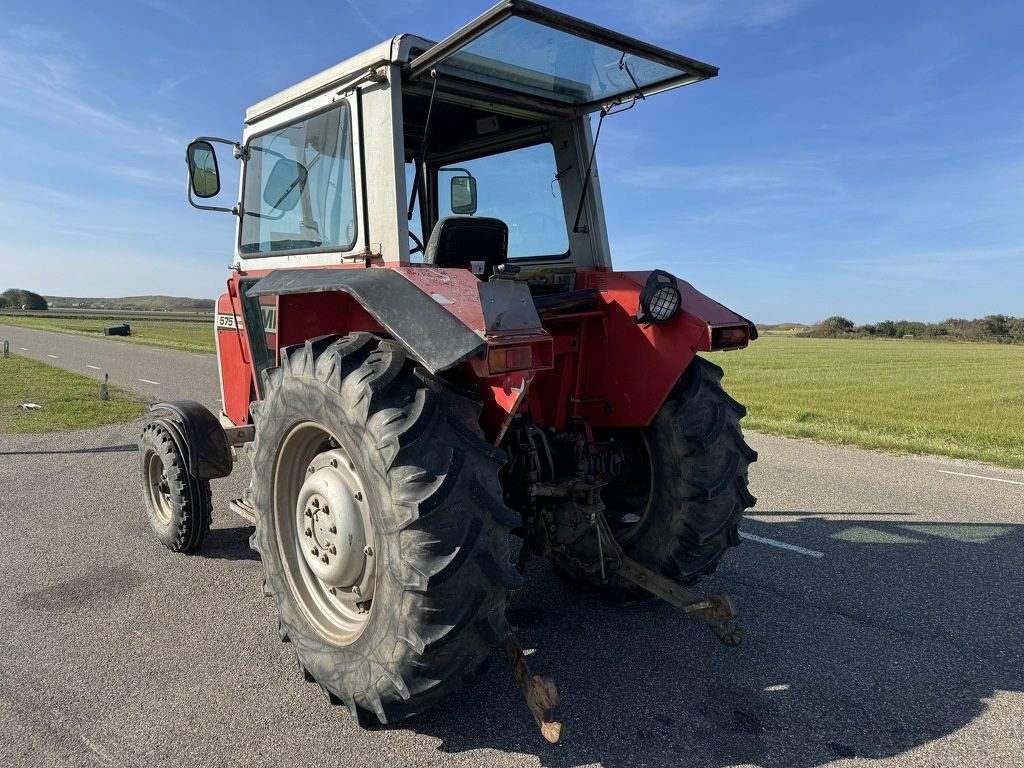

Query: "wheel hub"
<box><xmin>295</xmin><ymin>450</ymin><xmax>374</xmax><ymax>601</ymax></box>
<box><xmin>145</xmin><ymin>451</ymin><xmax>173</xmax><ymax>526</ymax></box>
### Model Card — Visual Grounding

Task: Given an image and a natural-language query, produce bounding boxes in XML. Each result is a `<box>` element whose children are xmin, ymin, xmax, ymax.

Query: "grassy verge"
<box><xmin>714</xmin><ymin>336</ymin><xmax>1024</xmax><ymax>468</ymax></box>
<box><xmin>0</xmin><ymin>314</ymin><xmax>214</xmax><ymax>353</ymax></box>
<box><xmin>0</xmin><ymin>355</ymin><xmax>147</xmax><ymax>433</ymax></box>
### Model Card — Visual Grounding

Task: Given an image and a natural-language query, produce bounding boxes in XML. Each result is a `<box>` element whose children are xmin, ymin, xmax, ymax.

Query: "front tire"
<box><xmin>250</xmin><ymin>334</ymin><xmax>521</xmax><ymax>724</ymax></box>
<box><xmin>139</xmin><ymin>421</ymin><xmax>212</xmax><ymax>552</ymax></box>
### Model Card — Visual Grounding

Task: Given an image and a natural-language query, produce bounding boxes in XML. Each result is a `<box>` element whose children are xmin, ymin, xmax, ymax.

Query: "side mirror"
<box><xmin>186</xmin><ymin>140</ymin><xmax>221</xmax><ymax>199</ymax></box>
<box><xmin>450</xmin><ymin>175</ymin><xmax>477</xmax><ymax>215</ymax></box>
<box><xmin>263</xmin><ymin>158</ymin><xmax>308</xmax><ymax>212</ymax></box>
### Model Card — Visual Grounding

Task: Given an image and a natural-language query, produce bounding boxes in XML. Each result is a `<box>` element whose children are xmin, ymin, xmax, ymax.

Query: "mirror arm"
<box><xmin>186</xmin><ymin>181</ymin><xmax>238</xmax><ymax>214</ymax></box>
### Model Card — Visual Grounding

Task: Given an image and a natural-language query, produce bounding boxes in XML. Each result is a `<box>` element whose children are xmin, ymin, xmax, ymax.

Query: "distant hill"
<box><xmin>45</xmin><ymin>295</ymin><xmax>215</xmax><ymax>312</ymax></box>
<box><xmin>757</xmin><ymin>322</ymin><xmax>810</xmax><ymax>334</ymax></box>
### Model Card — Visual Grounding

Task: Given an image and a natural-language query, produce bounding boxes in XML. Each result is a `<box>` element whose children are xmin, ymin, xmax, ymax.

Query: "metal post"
<box><xmin>2</xmin><ymin>340</ymin><xmax>8</xmax><ymax>359</ymax></box>
<box><xmin>100</xmin><ymin>373</ymin><xmax>109</xmax><ymax>401</ymax></box>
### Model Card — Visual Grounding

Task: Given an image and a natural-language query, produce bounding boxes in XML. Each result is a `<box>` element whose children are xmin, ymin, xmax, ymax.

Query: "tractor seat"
<box><xmin>423</xmin><ymin>216</ymin><xmax>508</xmax><ymax>279</ymax></box>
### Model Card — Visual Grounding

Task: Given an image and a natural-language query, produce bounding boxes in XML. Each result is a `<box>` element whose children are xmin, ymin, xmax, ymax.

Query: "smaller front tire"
<box><xmin>139</xmin><ymin>421</ymin><xmax>212</xmax><ymax>552</ymax></box>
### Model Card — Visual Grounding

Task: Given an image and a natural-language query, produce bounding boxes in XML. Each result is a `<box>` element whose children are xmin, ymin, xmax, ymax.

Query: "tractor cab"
<box><xmin>399</xmin><ymin>0</ymin><xmax>717</xmax><ymax>273</ymax></box>
<box><xmin>189</xmin><ymin>0</ymin><xmax>716</xmax><ymax>273</ymax></box>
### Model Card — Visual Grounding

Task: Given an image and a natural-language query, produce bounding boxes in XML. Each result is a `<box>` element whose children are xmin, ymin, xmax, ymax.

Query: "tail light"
<box><xmin>711</xmin><ymin>325</ymin><xmax>751</xmax><ymax>350</ymax></box>
<box><xmin>487</xmin><ymin>345</ymin><xmax>533</xmax><ymax>374</ymax></box>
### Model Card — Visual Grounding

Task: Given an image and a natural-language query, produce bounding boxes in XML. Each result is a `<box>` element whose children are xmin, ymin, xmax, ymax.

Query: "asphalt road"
<box><xmin>1</xmin><ymin>326</ymin><xmax>1022</xmax><ymax>767</ymax></box>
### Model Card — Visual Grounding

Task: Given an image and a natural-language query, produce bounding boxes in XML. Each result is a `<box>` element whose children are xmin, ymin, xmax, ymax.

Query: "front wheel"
<box><xmin>138</xmin><ymin>421</ymin><xmax>212</xmax><ymax>552</ymax></box>
<box><xmin>250</xmin><ymin>334</ymin><xmax>521</xmax><ymax>724</ymax></box>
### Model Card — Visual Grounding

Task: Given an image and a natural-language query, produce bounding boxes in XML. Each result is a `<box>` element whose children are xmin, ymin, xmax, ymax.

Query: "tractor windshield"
<box><xmin>406</xmin><ymin>1</ymin><xmax>717</xmax><ymax>113</ymax></box>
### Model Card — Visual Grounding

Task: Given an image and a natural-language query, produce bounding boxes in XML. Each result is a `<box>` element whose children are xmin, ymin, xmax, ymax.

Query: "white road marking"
<box><xmin>47</xmin><ymin>354</ymin><xmax>58</xmax><ymax>359</ymax></box>
<box><xmin>19</xmin><ymin>347</ymin><xmax>29</xmax><ymax>351</ymax></box>
<box><xmin>937</xmin><ymin>469</ymin><xmax>1024</xmax><ymax>486</ymax></box>
<box><xmin>138</xmin><ymin>378</ymin><xmax>161</xmax><ymax>385</ymax></box>
<box><xmin>740</xmin><ymin>531</ymin><xmax>825</xmax><ymax>558</ymax></box>
<box><xmin>86</xmin><ymin>364</ymin><xmax>102</xmax><ymax>370</ymax></box>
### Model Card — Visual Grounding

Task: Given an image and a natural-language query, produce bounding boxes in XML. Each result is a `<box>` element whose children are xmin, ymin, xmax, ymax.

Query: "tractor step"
<box><xmin>229</xmin><ymin>497</ymin><xmax>255</xmax><ymax>523</ymax></box>
<box><xmin>615</xmin><ymin>556</ymin><xmax>744</xmax><ymax>646</ymax></box>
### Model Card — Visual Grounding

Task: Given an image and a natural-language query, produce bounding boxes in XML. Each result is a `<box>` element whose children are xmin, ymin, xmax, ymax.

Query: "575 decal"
<box><xmin>216</xmin><ymin>313</ymin><xmax>241</xmax><ymax>330</ymax></box>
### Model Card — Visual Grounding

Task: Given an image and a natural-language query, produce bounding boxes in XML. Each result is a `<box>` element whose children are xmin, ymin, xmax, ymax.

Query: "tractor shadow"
<box><xmin>199</xmin><ymin>525</ymin><xmax>260</xmax><ymax>561</ymax></box>
<box><xmin>400</xmin><ymin>515</ymin><xmax>1024</xmax><ymax>767</ymax></box>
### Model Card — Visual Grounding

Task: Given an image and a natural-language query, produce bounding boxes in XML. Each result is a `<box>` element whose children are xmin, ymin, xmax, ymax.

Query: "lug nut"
<box><xmin>304</xmin><ymin>509</ymin><xmax>313</xmax><ymax>518</ymax></box>
<box><xmin>329</xmin><ymin>587</ymin><xmax>337</xmax><ymax>595</ymax></box>
<box><xmin>304</xmin><ymin>527</ymin><xmax>312</xmax><ymax>537</ymax></box>
<box><xmin>311</xmin><ymin>498</ymin><xmax>320</xmax><ymax>508</ymax></box>
<box><xmin>311</xmin><ymin>546</ymin><xmax>319</xmax><ymax>556</ymax></box>
<box><xmin>321</xmin><ymin>554</ymin><xmax>330</xmax><ymax>564</ymax></box>
<box><xmin>354</xmin><ymin>492</ymin><xmax>363</xmax><ymax>502</ymax></box>
<box><xmin>322</xmin><ymin>506</ymin><xmax>330</xmax><ymax>516</ymax></box>
<box><xmin>329</xmin><ymin>525</ymin><xmax>337</xmax><ymax>534</ymax></box>
<box><xmin>331</xmin><ymin>458</ymin><xmax>339</xmax><ymax>468</ymax></box>
<box><xmin>330</xmin><ymin>545</ymin><xmax>337</xmax><ymax>554</ymax></box>
<box><xmin>363</xmin><ymin>546</ymin><xmax>373</xmax><ymax>557</ymax></box>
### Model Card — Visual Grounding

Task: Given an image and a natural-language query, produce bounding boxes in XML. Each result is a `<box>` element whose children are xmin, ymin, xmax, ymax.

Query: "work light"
<box><xmin>636</xmin><ymin>270</ymin><xmax>682</xmax><ymax>325</ymax></box>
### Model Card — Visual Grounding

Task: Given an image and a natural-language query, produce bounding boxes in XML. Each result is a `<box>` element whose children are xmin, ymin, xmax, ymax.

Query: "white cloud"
<box><xmin>0</xmin><ymin>28</ymin><xmax>183</xmax><ymax>155</ymax></box>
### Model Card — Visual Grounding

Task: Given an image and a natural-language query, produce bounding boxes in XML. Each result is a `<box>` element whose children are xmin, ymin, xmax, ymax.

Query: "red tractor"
<box><xmin>139</xmin><ymin>0</ymin><xmax>757</xmax><ymax>741</ymax></box>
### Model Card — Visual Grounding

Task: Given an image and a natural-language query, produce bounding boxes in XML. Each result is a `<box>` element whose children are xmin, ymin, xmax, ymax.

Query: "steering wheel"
<box><xmin>409</xmin><ymin>230</ymin><xmax>425</xmax><ymax>255</ymax></box>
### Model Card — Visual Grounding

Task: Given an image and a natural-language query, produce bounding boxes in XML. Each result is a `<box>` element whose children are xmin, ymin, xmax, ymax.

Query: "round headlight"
<box><xmin>637</xmin><ymin>270</ymin><xmax>682</xmax><ymax>325</ymax></box>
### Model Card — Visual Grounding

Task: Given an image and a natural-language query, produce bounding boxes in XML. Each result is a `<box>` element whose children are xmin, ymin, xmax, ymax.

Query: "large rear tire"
<box><xmin>561</xmin><ymin>356</ymin><xmax>757</xmax><ymax>591</ymax></box>
<box><xmin>250</xmin><ymin>334</ymin><xmax>521</xmax><ymax>724</ymax></box>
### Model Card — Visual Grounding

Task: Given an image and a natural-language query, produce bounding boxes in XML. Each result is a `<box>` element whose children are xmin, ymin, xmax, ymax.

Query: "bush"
<box><xmin>1</xmin><ymin>289</ymin><xmax>47</xmax><ymax>310</ymax></box>
<box><xmin>819</xmin><ymin>316</ymin><xmax>855</xmax><ymax>335</ymax></box>
<box><xmin>798</xmin><ymin>314</ymin><xmax>1024</xmax><ymax>344</ymax></box>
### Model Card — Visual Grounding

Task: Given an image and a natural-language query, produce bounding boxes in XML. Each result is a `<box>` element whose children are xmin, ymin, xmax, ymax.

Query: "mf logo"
<box><xmin>261</xmin><ymin>304</ymin><xmax>278</xmax><ymax>334</ymax></box>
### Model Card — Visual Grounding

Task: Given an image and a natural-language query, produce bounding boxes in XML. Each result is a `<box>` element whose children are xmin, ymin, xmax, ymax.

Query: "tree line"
<box><xmin>806</xmin><ymin>315</ymin><xmax>1024</xmax><ymax>343</ymax></box>
<box><xmin>0</xmin><ymin>289</ymin><xmax>48</xmax><ymax>310</ymax></box>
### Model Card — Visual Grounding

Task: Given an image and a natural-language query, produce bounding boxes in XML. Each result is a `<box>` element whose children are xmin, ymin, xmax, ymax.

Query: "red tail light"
<box><xmin>487</xmin><ymin>345</ymin><xmax>533</xmax><ymax>374</ymax></box>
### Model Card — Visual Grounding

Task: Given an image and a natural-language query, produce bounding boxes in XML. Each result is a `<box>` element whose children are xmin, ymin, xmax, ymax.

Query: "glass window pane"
<box><xmin>435</xmin><ymin>16</ymin><xmax>688</xmax><ymax>107</ymax></box>
<box><xmin>405</xmin><ymin>161</ymin><xmax>424</xmax><ymax>263</ymax></box>
<box><xmin>438</xmin><ymin>143</ymin><xmax>568</xmax><ymax>260</ymax></box>
<box><xmin>240</xmin><ymin>103</ymin><xmax>357</xmax><ymax>255</ymax></box>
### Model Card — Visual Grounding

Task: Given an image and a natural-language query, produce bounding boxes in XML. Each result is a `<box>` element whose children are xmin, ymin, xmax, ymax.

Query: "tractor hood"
<box><xmin>404</xmin><ymin>0</ymin><xmax>718</xmax><ymax>116</ymax></box>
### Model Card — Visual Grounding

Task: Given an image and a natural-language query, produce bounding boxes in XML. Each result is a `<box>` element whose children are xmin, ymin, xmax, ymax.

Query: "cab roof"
<box><xmin>246</xmin><ymin>0</ymin><xmax>717</xmax><ymax>125</ymax></box>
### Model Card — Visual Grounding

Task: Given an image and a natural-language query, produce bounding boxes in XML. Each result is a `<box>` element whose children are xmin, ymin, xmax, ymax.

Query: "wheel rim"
<box><xmin>602</xmin><ymin>429</ymin><xmax>654</xmax><ymax>543</ymax></box>
<box><xmin>273</xmin><ymin>422</ymin><xmax>376</xmax><ymax>646</ymax></box>
<box><xmin>145</xmin><ymin>450</ymin><xmax>173</xmax><ymax>526</ymax></box>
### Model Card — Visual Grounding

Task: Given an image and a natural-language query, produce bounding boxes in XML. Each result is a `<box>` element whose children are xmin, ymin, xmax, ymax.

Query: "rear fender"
<box><xmin>571</xmin><ymin>270</ymin><xmax>753</xmax><ymax>428</ymax></box>
<box><xmin>245</xmin><ymin>266</ymin><xmax>553</xmax><ymax>442</ymax></box>
<box><xmin>246</xmin><ymin>267</ymin><xmax>490</xmax><ymax>374</ymax></box>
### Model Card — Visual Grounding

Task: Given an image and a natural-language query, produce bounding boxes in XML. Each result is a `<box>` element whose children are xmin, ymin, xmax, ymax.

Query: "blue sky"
<box><xmin>0</xmin><ymin>0</ymin><xmax>1020</xmax><ymax>323</ymax></box>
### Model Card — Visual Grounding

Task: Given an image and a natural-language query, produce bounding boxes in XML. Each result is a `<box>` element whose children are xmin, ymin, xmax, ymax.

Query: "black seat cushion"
<box><xmin>423</xmin><ymin>216</ymin><xmax>508</xmax><ymax>279</ymax></box>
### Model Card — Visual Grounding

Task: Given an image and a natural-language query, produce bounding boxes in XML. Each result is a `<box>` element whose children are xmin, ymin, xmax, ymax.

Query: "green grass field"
<box><xmin>0</xmin><ymin>314</ymin><xmax>214</xmax><ymax>353</ymax></box>
<box><xmin>715</xmin><ymin>336</ymin><xmax>1024</xmax><ymax>468</ymax></box>
<box><xmin>0</xmin><ymin>355</ymin><xmax>147</xmax><ymax>433</ymax></box>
